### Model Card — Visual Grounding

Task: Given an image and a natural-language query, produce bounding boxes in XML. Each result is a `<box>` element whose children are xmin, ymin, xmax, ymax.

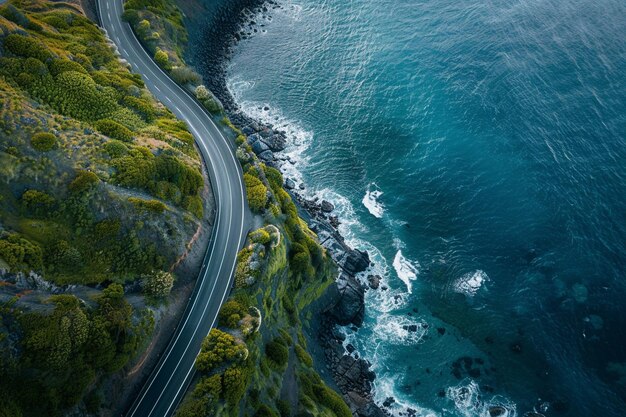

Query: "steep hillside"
<box><xmin>0</xmin><ymin>1</ymin><xmax>213</xmax><ymax>415</ymax></box>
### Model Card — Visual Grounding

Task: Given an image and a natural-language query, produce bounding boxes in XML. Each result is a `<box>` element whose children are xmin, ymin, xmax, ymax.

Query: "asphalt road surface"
<box><xmin>97</xmin><ymin>0</ymin><xmax>250</xmax><ymax>415</ymax></box>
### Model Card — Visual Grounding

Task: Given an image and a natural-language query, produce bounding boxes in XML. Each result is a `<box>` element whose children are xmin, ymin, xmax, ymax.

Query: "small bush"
<box><xmin>142</xmin><ymin>270</ymin><xmax>175</xmax><ymax>297</ymax></box>
<box><xmin>244</xmin><ymin>173</ymin><xmax>268</xmax><ymax>213</ymax></box>
<box><xmin>265</xmin><ymin>338</ymin><xmax>289</xmax><ymax>368</ymax></box>
<box><xmin>195</xmin><ymin>85</ymin><xmax>221</xmax><ymax>113</ymax></box>
<box><xmin>313</xmin><ymin>385</ymin><xmax>352</xmax><ymax>417</ymax></box>
<box><xmin>154</xmin><ymin>48</ymin><xmax>170</xmax><ymax>69</ymax></box>
<box><xmin>218</xmin><ymin>300</ymin><xmax>247</xmax><ymax>328</ymax></box>
<box><xmin>95</xmin><ymin>119</ymin><xmax>134</xmax><ymax>142</ymax></box>
<box><xmin>295</xmin><ymin>344</ymin><xmax>313</xmax><ymax>367</ymax></box>
<box><xmin>249</xmin><ymin>228</ymin><xmax>271</xmax><ymax>245</ymax></box>
<box><xmin>3</xmin><ymin>34</ymin><xmax>53</xmax><ymax>62</ymax></box>
<box><xmin>128</xmin><ymin>197</ymin><xmax>167</xmax><ymax>214</ymax></box>
<box><xmin>48</xmin><ymin>58</ymin><xmax>88</xmax><ymax>76</ymax></box>
<box><xmin>104</xmin><ymin>140</ymin><xmax>128</xmax><ymax>158</ymax></box>
<box><xmin>0</xmin><ymin>233</ymin><xmax>43</xmax><ymax>271</ymax></box>
<box><xmin>170</xmin><ymin>66</ymin><xmax>202</xmax><ymax>86</ymax></box>
<box><xmin>69</xmin><ymin>170</ymin><xmax>99</xmax><ymax>193</ymax></box>
<box><xmin>21</xmin><ymin>190</ymin><xmax>56</xmax><ymax>216</ymax></box>
<box><xmin>196</xmin><ymin>329</ymin><xmax>247</xmax><ymax>372</ymax></box>
<box><xmin>30</xmin><ymin>132</ymin><xmax>57</xmax><ymax>152</ymax></box>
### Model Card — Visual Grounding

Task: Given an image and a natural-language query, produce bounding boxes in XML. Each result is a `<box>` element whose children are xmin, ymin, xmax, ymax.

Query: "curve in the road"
<box><xmin>96</xmin><ymin>1</ymin><xmax>250</xmax><ymax>416</ymax></box>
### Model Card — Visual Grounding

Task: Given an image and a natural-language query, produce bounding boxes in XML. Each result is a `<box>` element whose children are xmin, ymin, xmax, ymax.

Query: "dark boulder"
<box><xmin>258</xmin><ymin>150</ymin><xmax>274</xmax><ymax>161</ymax></box>
<box><xmin>367</xmin><ymin>274</ymin><xmax>381</xmax><ymax>290</ymax></box>
<box><xmin>321</xmin><ymin>200</ymin><xmax>335</xmax><ymax>213</ymax></box>
<box><xmin>261</xmin><ymin>133</ymin><xmax>287</xmax><ymax>151</ymax></box>
<box><xmin>344</xmin><ymin>249</ymin><xmax>371</xmax><ymax>275</ymax></box>
<box><xmin>251</xmin><ymin>138</ymin><xmax>269</xmax><ymax>154</ymax></box>
<box><xmin>328</xmin><ymin>275</ymin><xmax>365</xmax><ymax>326</ymax></box>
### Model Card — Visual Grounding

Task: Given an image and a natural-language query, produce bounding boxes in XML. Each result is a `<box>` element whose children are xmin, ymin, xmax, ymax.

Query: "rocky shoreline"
<box><xmin>183</xmin><ymin>1</ymin><xmax>388</xmax><ymax>415</ymax></box>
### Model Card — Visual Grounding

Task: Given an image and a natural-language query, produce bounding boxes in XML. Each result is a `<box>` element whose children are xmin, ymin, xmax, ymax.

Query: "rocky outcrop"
<box><xmin>321</xmin><ymin>200</ymin><xmax>335</xmax><ymax>213</ymax></box>
<box><xmin>343</xmin><ymin>248</ymin><xmax>370</xmax><ymax>275</ymax></box>
<box><xmin>318</xmin><ymin>314</ymin><xmax>387</xmax><ymax>417</ymax></box>
<box><xmin>327</xmin><ymin>274</ymin><xmax>365</xmax><ymax>327</ymax></box>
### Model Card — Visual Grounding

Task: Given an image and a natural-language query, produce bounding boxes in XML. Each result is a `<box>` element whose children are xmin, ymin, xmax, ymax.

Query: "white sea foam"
<box><xmin>372</xmin><ymin>315</ymin><xmax>428</xmax><ymax>346</ymax></box>
<box><xmin>362</xmin><ymin>183</ymin><xmax>385</xmax><ymax>218</ymax></box>
<box><xmin>226</xmin><ymin>81</ymin><xmax>314</xmax><ymax>188</ymax></box>
<box><xmin>393</xmin><ymin>250</ymin><xmax>420</xmax><ymax>294</ymax></box>
<box><xmin>447</xmin><ymin>380</ymin><xmax>517</xmax><ymax>417</ymax></box>
<box><xmin>372</xmin><ymin>377</ymin><xmax>439</xmax><ymax>417</ymax></box>
<box><xmin>454</xmin><ymin>270</ymin><xmax>489</xmax><ymax>297</ymax></box>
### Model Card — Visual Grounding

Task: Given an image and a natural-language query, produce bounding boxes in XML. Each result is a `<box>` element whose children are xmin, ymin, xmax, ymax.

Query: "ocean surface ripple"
<box><xmin>192</xmin><ymin>0</ymin><xmax>626</xmax><ymax>415</ymax></box>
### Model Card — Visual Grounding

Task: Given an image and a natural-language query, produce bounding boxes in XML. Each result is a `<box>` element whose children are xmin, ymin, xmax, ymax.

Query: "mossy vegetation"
<box><xmin>0</xmin><ymin>1</ymin><xmax>208</xmax><ymax>415</ymax></box>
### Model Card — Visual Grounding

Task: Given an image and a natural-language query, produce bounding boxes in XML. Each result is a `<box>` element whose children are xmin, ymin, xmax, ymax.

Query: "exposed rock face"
<box><xmin>344</xmin><ymin>248</ymin><xmax>371</xmax><ymax>275</ymax></box>
<box><xmin>327</xmin><ymin>274</ymin><xmax>365</xmax><ymax>327</ymax></box>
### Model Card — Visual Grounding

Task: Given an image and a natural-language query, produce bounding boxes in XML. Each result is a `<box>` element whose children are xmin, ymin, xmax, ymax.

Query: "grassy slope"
<box><xmin>0</xmin><ymin>1</ymin><xmax>210</xmax><ymax>416</ymax></box>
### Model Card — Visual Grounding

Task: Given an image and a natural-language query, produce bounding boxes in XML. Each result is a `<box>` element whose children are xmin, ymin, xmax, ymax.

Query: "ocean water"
<box><xmin>189</xmin><ymin>0</ymin><xmax>626</xmax><ymax>415</ymax></box>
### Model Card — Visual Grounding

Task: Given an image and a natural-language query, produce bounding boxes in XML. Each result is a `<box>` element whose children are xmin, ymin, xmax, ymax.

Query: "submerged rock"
<box><xmin>321</xmin><ymin>200</ymin><xmax>335</xmax><ymax>213</ymax></box>
<box><xmin>367</xmin><ymin>274</ymin><xmax>381</xmax><ymax>290</ymax></box>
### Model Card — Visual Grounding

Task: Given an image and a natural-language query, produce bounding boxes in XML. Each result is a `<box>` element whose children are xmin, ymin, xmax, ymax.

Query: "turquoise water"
<box><xmin>191</xmin><ymin>0</ymin><xmax>626</xmax><ymax>415</ymax></box>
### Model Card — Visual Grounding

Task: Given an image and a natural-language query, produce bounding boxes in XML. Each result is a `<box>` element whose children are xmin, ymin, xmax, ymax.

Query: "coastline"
<box><xmin>179</xmin><ymin>1</ymin><xmax>391</xmax><ymax>415</ymax></box>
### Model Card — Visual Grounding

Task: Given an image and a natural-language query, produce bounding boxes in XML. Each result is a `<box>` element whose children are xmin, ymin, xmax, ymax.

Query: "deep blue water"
<box><xmin>191</xmin><ymin>0</ymin><xmax>626</xmax><ymax>415</ymax></box>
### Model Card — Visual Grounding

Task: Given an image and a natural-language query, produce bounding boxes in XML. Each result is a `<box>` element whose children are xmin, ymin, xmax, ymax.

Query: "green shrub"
<box><xmin>23</xmin><ymin>57</ymin><xmax>47</xmax><ymax>76</ymax></box>
<box><xmin>48</xmin><ymin>58</ymin><xmax>88</xmax><ymax>76</ymax></box>
<box><xmin>95</xmin><ymin>119</ymin><xmax>134</xmax><ymax>142</ymax></box>
<box><xmin>291</xmin><ymin>251</ymin><xmax>313</xmax><ymax>280</ymax></box>
<box><xmin>2</xmin><ymin>34</ymin><xmax>53</xmax><ymax>62</ymax></box>
<box><xmin>45</xmin><ymin>240</ymin><xmax>82</xmax><ymax>274</ymax></box>
<box><xmin>104</xmin><ymin>140</ymin><xmax>128</xmax><ymax>158</ymax></box>
<box><xmin>170</xmin><ymin>66</ymin><xmax>202</xmax><ymax>86</ymax></box>
<box><xmin>244</xmin><ymin>173</ymin><xmax>268</xmax><ymax>213</ymax></box>
<box><xmin>312</xmin><ymin>385</ymin><xmax>352</xmax><ymax>417</ymax></box>
<box><xmin>142</xmin><ymin>270</ymin><xmax>174</xmax><ymax>297</ymax></box>
<box><xmin>265</xmin><ymin>338</ymin><xmax>289</xmax><ymax>368</ymax></box>
<box><xmin>295</xmin><ymin>344</ymin><xmax>313</xmax><ymax>367</ymax></box>
<box><xmin>69</xmin><ymin>170</ymin><xmax>99</xmax><ymax>193</ymax></box>
<box><xmin>183</xmin><ymin>195</ymin><xmax>203</xmax><ymax>218</ymax></box>
<box><xmin>249</xmin><ymin>228</ymin><xmax>271</xmax><ymax>245</ymax></box>
<box><xmin>0</xmin><ymin>233</ymin><xmax>43</xmax><ymax>271</ymax></box>
<box><xmin>154</xmin><ymin>48</ymin><xmax>170</xmax><ymax>69</ymax></box>
<box><xmin>222</xmin><ymin>366</ymin><xmax>248</xmax><ymax>406</ymax></box>
<box><xmin>30</xmin><ymin>132</ymin><xmax>57</xmax><ymax>152</ymax></box>
<box><xmin>123</xmin><ymin>96</ymin><xmax>156</xmax><ymax>122</ymax></box>
<box><xmin>44</xmin><ymin>71</ymin><xmax>119</xmax><ymax>121</ymax></box>
<box><xmin>218</xmin><ymin>300</ymin><xmax>246</xmax><ymax>328</ymax></box>
<box><xmin>128</xmin><ymin>197</ymin><xmax>167</xmax><ymax>214</ymax></box>
<box><xmin>21</xmin><ymin>189</ymin><xmax>56</xmax><ymax>216</ymax></box>
<box><xmin>196</xmin><ymin>329</ymin><xmax>247</xmax><ymax>372</ymax></box>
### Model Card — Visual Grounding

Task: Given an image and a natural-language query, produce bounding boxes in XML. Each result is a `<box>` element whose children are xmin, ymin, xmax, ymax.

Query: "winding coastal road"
<box><xmin>96</xmin><ymin>0</ymin><xmax>250</xmax><ymax>416</ymax></box>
